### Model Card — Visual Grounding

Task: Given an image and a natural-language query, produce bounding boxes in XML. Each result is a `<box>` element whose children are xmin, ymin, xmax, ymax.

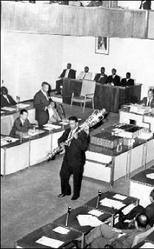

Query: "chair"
<box><xmin>71</xmin><ymin>79</ymin><xmax>96</xmax><ymax>112</ymax></box>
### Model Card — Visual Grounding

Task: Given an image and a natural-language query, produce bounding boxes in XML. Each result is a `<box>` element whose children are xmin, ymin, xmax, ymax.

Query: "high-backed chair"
<box><xmin>71</xmin><ymin>79</ymin><xmax>96</xmax><ymax>112</ymax></box>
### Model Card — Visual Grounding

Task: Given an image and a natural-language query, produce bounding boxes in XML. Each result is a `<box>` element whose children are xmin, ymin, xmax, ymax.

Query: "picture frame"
<box><xmin>95</xmin><ymin>37</ymin><xmax>109</xmax><ymax>55</ymax></box>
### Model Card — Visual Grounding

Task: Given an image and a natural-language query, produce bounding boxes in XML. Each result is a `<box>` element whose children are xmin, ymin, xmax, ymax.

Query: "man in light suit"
<box><xmin>107</xmin><ymin>68</ymin><xmax>121</xmax><ymax>86</ymax></box>
<box><xmin>33</xmin><ymin>82</ymin><xmax>50</xmax><ymax>127</ymax></box>
<box><xmin>55</xmin><ymin>63</ymin><xmax>76</xmax><ymax>95</ymax></box>
<box><xmin>77</xmin><ymin>66</ymin><xmax>92</xmax><ymax>80</ymax></box>
<box><xmin>94</xmin><ymin>67</ymin><xmax>108</xmax><ymax>84</ymax></box>
<box><xmin>120</xmin><ymin>72</ymin><xmax>134</xmax><ymax>87</ymax></box>
<box><xmin>140</xmin><ymin>89</ymin><xmax>154</xmax><ymax>108</ymax></box>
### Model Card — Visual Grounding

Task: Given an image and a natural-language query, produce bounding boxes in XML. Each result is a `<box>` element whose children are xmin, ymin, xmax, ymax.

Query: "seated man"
<box><xmin>120</xmin><ymin>72</ymin><xmax>134</xmax><ymax>87</ymax></box>
<box><xmin>55</xmin><ymin>63</ymin><xmax>76</xmax><ymax>95</ymax></box>
<box><xmin>94</xmin><ymin>67</ymin><xmax>108</xmax><ymax>84</ymax></box>
<box><xmin>77</xmin><ymin>66</ymin><xmax>92</xmax><ymax>80</ymax></box>
<box><xmin>0</xmin><ymin>86</ymin><xmax>16</xmax><ymax>107</ymax></box>
<box><xmin>33</xmin><ymin>82</ymin><xmax>50</xmax><ymax>127</ymax></box>
<box><xmin>107</xmin><ymin>68</ymin><xmax>121</xmax><ymax>86</ymax></box>
<box><xmin>10</xmin><ymin>109</ymin><xmax>33</xmax><ymax>138</ymax></box>
<box><xmin>140</xmin><ymin>88</ymin><xmax>154</xmax><ymax>108</ymax></box>
<box><xmin>85</xmin><ymin>213</ymin><xmax>149</xmax><ymax>248</ymax></box>
<box><xmin>119</xmin><ymin>188</ymin><xmax>154</xmax><ymax>228</ymax></box>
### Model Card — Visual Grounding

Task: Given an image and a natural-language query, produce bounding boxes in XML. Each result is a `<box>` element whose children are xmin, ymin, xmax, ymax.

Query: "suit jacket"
<box><xmin>1</xmin><ymin>94</ymin><xmax>16</xmax><ymax>107</ymax></box>
<box><xmin>120</xmin><ymin>78</ymin><xmax>134</xmax><ymax>87</ymax></box>
<box><xmin>141</xmin><ymin>97</ymin><xmax>154</xmax><ymax>108</ymax></box>
<box><xmin>60</xmin><ymin>69</ymin><xmax>76</xmax><ymax>79</ymax></box>
<box><xmin>10</xmin><ymin>117</ymin><xmax>32</xmax><ymax>137</ymax></box>
<box><xmin>58</xmin><ymin>128</ymin><xmax>90</xmax><ymax>168</ymax></box>
<box><xmin>145</xmin><ymin>202</ymin><xmax>154</xmax><ymax>227</ymax></box>
<box><xmin>33</xmin><ymin>90</ymin><xmax>50</xmax><ymax>126</ymax></box>
<box><xmin>94</xmin><ymin>74</ymin><xmax>108</xmax><ymax>84</ymax></box>
<box><xmin>77</xmin><ymin>71</ymin><xmax>92</xmax><ymax>80</ymax></box>
<box><xmin>107</xmin><ymin>75</ymin><xmax>121</xmax><ymax>86</ymax></box>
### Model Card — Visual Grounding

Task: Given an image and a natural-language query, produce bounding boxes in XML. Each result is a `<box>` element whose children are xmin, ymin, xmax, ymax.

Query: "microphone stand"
<box><xmin>65</xmin><ymin>206</ymin><xmax>71</xmax><ymax>227</ymax></box>
<box><xmin>96</xmin><ymin>190</ymin><xmax>102</xmax><ymax>209</ymax></box>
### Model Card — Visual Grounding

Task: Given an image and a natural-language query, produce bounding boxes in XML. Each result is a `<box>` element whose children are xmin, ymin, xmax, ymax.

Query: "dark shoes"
<box><xmin>71</xmin><ymin>195</ymin><xmax>79</xmax><ymax>200</ymax></box>
<box><xmin>57</xmin><ymin>193</ymin><xmax>71</xmax><ymax>198</ymax></box>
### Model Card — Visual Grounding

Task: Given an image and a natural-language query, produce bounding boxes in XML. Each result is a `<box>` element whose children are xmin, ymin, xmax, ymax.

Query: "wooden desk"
<box><xmin>62</xmin><ymin>79</ymin><xmax>141</xmax><ymax>113</ymax></box>
<box><xmin>129</xmin><ymin>166</ymin><xmax>154</xmax><ymax>207</ymax></box>
<box><xmin>15</xmin><ymin>222</ymin><xmax>82</xmax><ymax>249</ymax></box>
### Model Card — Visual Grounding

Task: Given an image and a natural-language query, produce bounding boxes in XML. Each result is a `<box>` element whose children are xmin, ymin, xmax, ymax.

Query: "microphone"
<box><xmin>96</xmin><ymin>190</ymin><xmax>102</xmax><ymax>209</ymax></box>
<box><xmin>65</xmin><ymin>206</ymin><xmax>71</xmax><ymax>227</ymax></box>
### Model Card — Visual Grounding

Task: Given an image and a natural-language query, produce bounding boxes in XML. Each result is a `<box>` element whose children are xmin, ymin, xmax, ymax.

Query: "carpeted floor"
<box><xmin>1</xmin><ymin>104</ymin><xmax>153</xmax><ymax>248</ymax></box>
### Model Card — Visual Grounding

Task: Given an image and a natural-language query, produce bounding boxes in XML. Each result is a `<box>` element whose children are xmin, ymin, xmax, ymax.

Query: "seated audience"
<box><xmin>55</xmin><ymin>63</ymin><xmax>76</xmax><ymax>95</ymax></box>
<box><xmin>107</xmin><ymin>68</ymin><xmax>121</xmax><ymax>86</ymax></box>
<box><xmin>33</xmin><ymin>82</ymin><xmax>50</xmax><ymax>127</ymax></box>
<box><xmin>10</xmin><ymin>109</ymin><xmax>33</xmax><ymax>138</ymax></box>
<box><xmin>85</xmin><ymin>213</ymin><xmax>149</xmax><ymax>248</ymax></box>
<box><xmin>94</xmin><ymin>67</ymin><xmax>108</xmax><ymax>84</ymax></box>
<box><xmin>119</xmin><ymin>188</ymin><xmax>154</xmax><ymax>228</ymax></box>
<box><xmin>120</xmin><ymin>72</ymin><xmax>134</xmax><ymax>87</ymax></box>
<box><xmin>0</xmin><ymin>86</ymin><xmax>16</xmax><ymax>107</ymax></box>
<box><xmin>140</xmin><ymin>88</ymin><xmax>154</xmax><ymax>108</ymax></box>
<box><xmin>77</xmin><ymin>66</ymin><xmax>92</xmax><ymax>80</ymax></box>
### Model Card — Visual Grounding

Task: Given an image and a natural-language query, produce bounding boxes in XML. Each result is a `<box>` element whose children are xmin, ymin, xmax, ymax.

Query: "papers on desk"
<box><xmin>1</xmin><ymin>137</ymin><xmax>19</xmax><ymax>145</ymax></box>
<box><xmin>16</xmin><ymin>103</ymin><xmax>30</xmax><ymax>109</ymax></box>
<box><xmin>88</xmin><ymin>209</ymin><xmax>104</xmax><ymax>217</ymax></box>
<box><xmin>27</xmin><ymin>129</ymin><xmax>44</xmax><ymax>137</ymax></box>
<box><xmin>113</xmin><ymin>194</ymin><xmax>127</xmax><ymax>201</ymax></box>
<box><xmin>138</xmin><ymin>132</ymin><xmax>153</xmax><ymax>140</ymax></box>
<box><xmin>146</xmin><ymin>173</ymin><xmax>154</xmax><ymax>180</ymax></box>
<box><xmin>43</xmin><ymin>124</ymin><xmax>61</xmax><ymax>131</ymax></box>
<box><xmin>53</xmin><ymin>226</ymin><xmax>70</xmax><ymax>235</ymax></box>
<box><xmin>100</xmin><ymin>198</ymin><xmax>126</xmax><ymax>210</ymax></box>
<box><xmin>140</xmin><ymin>242</ymin><xmax>154</xmax><ymax>248</ymax></box>
<box><xmin>1</xmin><ymin>107</ymin><xmax>16</xmax><ymax>112</ymax></box>
<box><xmin>36</xmin><ymin>236</ymin><xmax>64</xmax><ymax>248</ymax></box>
<box><xmin>59</xmin><ymin>120</ymin><xmax>69</xmax><ymax>125</ymax></box>
<box><xmin>77</xmin><ymin>214</ymin><xmax>103</xmax><ymax>227</ymax></box>
<box><xmin>122</xmin><ymin>203</ymin><xmax>136</xmax><ymax>215</ymax></box>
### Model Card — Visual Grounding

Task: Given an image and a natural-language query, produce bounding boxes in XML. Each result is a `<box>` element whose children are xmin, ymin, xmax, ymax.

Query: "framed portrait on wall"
<box><xmin>95</xmin><ymin>37</ymin><xmax>109</xmax><ymax>55</ymax></box>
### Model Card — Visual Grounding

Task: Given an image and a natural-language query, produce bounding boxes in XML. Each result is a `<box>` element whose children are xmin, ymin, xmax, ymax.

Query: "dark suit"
<box><xmin>94</xmin><ymin>74</ymin><xmax>108</xmax><ymax>84</ymax></box>
<box><xmin>56</xmin><ymin>69</ymin><xmax>76</xmax><ymax>94</ymax></box>
<box><xmin>1</xmin><ymin>94</ymin><xmax>16</xmax><ymax>107</ymax></box>
<box><xmin>58</xmin><ymin>128</ymin><xmax>89</xmax><ymax>197</ymax></box>
<box><xmin>10</xmin><ymin>117</ymin><xmax>32</xmax><ymax>137</ymax></box>
<box><xmin>33</xmin><ymin>90</ymin><xmax>50</xmax><ymax>126</ymax></box>
<box><xmin>107</xmin><ymin>75</ymin><xmax>121</xmax><ymax>86</ymax></box>
<box><xmin>141</xmin><ymin>97</ymin><xmax>154</xmax><ymax>108</ymax></box>
<box><xmin>120</xmin><ymin>78</ymin><xmax>134</xmax><ymax>87</ymax></box>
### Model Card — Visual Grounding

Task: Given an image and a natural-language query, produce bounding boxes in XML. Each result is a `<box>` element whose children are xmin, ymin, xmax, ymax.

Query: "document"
<box><xmin>43</xmin><ymin>124</ymin><xmax>61</xmax><ymax>130</ymax></box>
<box><xmin>100</xmin><ymin>198</ymin><xmax>126</xmax><ymax>209</ymax></box>
<box><xmin>88</xmin><ymin>209</ymin><xmax>104</xmax><ymax>217</ymax></box>
<box><xmin>36</xmin><ymin>236</ymin><xmax>64</xmax><ymax>248</ymax></box>
<box><xmin>146</xmin><ymin>173</ymin><xmax>154</xmax><ymax>180</ymax></box>
<box><xmin>4</xmin><ymin>137</ymin><xmax>19</xmax><ymax>143</ymax></box>
<box><xmin>140</xmin><ymin>242</ymin><xmax>154</xmax><ymax>248</ymax></box>
<box><xmin>28</xmin><ymin>129</ymin><xmax>44</xmax><ymax>136</ymax></box>
<box><xmin>77</xmin><ymin>214</ymin><xmax>103</xmax><ymax>227</ymax></box>
<box><xmin>16</xmin><ymin>103</ymin><xmax>30</xmax><ymax>109</ymax></box>
<box><xmin>113</xmin><ymin>194</ymin><xmax>127</xmax><ymax>201</ymax></box>
<box><xmin>122</xmin><ymin>203</ymin><xmax>136</xmax><ymax>215</ymax></box>
<box><xmin>1</xmin><ymin>107</ymin><xmax>16</xmax><ymax>111</ymax></box>
<box><xmin>53</xmin><ymin>226</ymin><xmax>70</xmax><ymax>235</ymax></box>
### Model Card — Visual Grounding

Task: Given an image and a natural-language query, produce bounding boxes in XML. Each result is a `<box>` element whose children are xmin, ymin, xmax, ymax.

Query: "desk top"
<box><xmin>53</xmin><ymin>205</ymin><xmax>111</xmax><ymax>235</ymax></box>
<box><xmin>85</xmin><ymin>191</ymin><xmax>138</xmax><ymax>215</ymax></box>
<box><xmin>130</xmin><ymin>167</ymin><xmax>154</xmax><ymax>187</ymax></box>
<box><xmin>1</xmin><ymin>100</ymin><xmax>34</xmax><ymax>117</ymax></box>
<box><xmin>16</xmin><ymin>222</ymin><xmax>82</xmax><ymax>249</ymax></box>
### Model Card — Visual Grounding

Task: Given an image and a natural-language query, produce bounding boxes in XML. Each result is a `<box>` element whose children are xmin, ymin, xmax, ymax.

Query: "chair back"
<box><xmin>80</xmin><ymin>80</ymin><xmax>96</xmax><ymax>96</ymax></box>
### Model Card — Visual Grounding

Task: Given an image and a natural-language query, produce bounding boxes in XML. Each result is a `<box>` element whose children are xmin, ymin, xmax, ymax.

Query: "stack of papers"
<box><xmin>16</xmin><ymin>103</ymin><xmax>30</xmax><ymax>109</ymax></box>
<box><xmin>113</xmin><ymin>194</ymin><xmax>127</xmax><ymax>201</ymax></box>
<box><xmin>1</xmin><ymin>139</ymin><xmax>9</xmax><ymax>146</ymax></box>
<box><xmin>43</xmin><ymin>124</ymin><xmax>61</xmax><ymax>131</ymax></box>
<box><xmin>122</xmin><ymin>203</ymin><xmax>136</xmax><ymax>215</ymax></box>
<box><xmin>53</xmin><ymin>226</ymin><xmax>70</xmax><ymax>235</ymax></box>
<box><xmin>1</xmin><ymin>107</ymin><xmax>16</xmax><ymax>112</ymax></box>
<box><xmin>36</xmin><ymin>236</ymin><xmax>64</xmax><ymax>248</ymax></box>
<box><xmin>140</xmin><ymin>242</ymin><xmax>154</xmax><ymax>248</ymax></box>
<box><xmin>88</xmin><ymin>209</ymin><xmax>104</xmax><ymax>217</ymax></box>
<box><xmin>138</xmin><ymin>132</ymin><xmax>153</xmax><ymax>140</ymax></box>
<box><xmin>100</xmin><ymin>198</ymin><xmax>126</xmax><ymax>209</ymax></box>
<box><xmin>28</xmin><ymin>129</ymin><xmax>44</xmax><ymax>137</ymax></box>
<box><xmin>3</xmin><ymin>137</ymin><xmax>19</xmax><ymax>143</ymax></box>
<box><xmin>146</xmin><ymin>173</ymin><xmax>154</xmax><ymax>180</ymax></box>
<box><xmin>77</xmin><ymin>214</ymin><xmax>103</xmax><ymax>227</ymax></box>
